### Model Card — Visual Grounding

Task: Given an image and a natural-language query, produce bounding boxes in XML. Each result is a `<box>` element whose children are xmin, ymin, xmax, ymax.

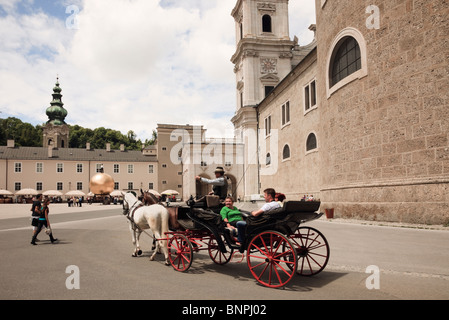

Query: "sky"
<box><xmin>0</xmin><ymin>0</ymin><xmax>316</xmax><ymax>141</ymax></box>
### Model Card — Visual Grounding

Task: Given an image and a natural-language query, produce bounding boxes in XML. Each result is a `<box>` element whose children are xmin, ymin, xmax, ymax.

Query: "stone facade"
<box><xmin>316</xmin><ymin>0</ymin><xmax>449</xmax><ymax>224</ymax></box>
<box><xmin>231</xmin><ymin>0</ymin><xmax>449</xmax><ymax>224</ymax></box>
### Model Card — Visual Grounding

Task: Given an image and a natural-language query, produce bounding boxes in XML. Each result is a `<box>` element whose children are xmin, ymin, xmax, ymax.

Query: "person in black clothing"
<box><xmin>30</xmin><ymin>194</ymin><xmax>42</xmax><ymax>239</ymax></box>
<box><xmin>31</xmin><ymin>198</ymin><xmax>58</xmax><ymax>245</ymax></box>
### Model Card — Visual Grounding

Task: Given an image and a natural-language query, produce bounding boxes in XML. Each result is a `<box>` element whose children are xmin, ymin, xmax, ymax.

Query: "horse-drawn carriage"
<box><xmin>123</xmin><ymin>193</ymin><xmax>330</xmax><ymax>288</ymax></box>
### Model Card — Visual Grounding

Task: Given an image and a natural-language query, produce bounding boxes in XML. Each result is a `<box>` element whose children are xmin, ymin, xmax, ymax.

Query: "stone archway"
<box><xmin>225</xmin><ymin>174</ymin><xmax>237</xmax><ymax>199</ymax></box>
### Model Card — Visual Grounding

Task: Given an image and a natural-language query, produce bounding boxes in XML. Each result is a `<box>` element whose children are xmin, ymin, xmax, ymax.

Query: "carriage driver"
<box><xmin>195</xmin><ymin>166</ymin><xmax>228</xmax><ymax>200</ymax></box>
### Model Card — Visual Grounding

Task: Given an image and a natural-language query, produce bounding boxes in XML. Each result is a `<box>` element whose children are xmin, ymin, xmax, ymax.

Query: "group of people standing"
<box><xmin>30</xmin><ymin>194</ymin><xmax>58</xmax><ymax>245</ymax></box>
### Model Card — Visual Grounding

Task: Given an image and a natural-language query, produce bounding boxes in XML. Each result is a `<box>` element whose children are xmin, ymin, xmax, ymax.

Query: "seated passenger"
<box><xmin>236</xmin><ymin>188</ymin><xmax>280</xmax><ymax>245</ymax></box>
<box><xmin>275</xmin><ymin>192</ymin><xmax>286</xmax><ymax>207</ymax></box>
<box><xmin>220</xmin><ymin>196</ymin><xmax>243</xmax><ymax>234</ymax></box>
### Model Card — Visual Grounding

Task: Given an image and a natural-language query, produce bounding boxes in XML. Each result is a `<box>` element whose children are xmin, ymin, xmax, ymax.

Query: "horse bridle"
<box><xmin>122</xmin><ymin>198</ymin><xmax>143</xmax><ymax>221</ymax></box>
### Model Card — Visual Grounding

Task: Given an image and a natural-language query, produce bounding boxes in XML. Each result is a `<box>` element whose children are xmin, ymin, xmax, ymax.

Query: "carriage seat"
<box><xmin>244</xmin><ymin>201</ymin><xmax>321</xmax><ymax>219</ymax></box>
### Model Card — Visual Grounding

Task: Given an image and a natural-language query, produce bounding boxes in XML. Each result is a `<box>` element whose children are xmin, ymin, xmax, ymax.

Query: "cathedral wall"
<box><xmin>259</xmin><ymin>50</ymin><xmax>320</xmax><ymax>200</ymax></box>
<box><xmin>316</xmin><ymin>0</ymin><xmax>449</xmax><ymax>224</ymax></box>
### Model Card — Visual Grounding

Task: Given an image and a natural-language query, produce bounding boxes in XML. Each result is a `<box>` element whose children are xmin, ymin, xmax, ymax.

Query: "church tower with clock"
<box><xmin>230</xmin><ymin>0</ymin><xmax>305</xmax><ymax>199</ymax></box>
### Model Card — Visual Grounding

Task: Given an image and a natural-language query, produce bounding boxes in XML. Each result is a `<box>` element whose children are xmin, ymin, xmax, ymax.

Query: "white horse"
<box><xmin>122</xmin><ymin>192</ymin><xmax>170</xmax><ymax>265</ymax></box>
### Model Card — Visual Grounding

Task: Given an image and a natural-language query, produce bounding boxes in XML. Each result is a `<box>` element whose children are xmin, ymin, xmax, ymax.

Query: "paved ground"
<box><xmin>0</xmin><ymin>202</ymin><xmax>448</xmax><ymax>302</ymax></box>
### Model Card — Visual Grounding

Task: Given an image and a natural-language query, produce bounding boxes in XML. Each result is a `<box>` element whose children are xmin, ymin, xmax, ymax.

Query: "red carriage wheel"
<box><xmin>288</xmin><ymin>226</ymin><xmax>330</xmax><ymax>276</ymax></box>
<box><xmin>247</xmin><ymin>231</ymin><xmax>297</xmax><ymax>288</ymax></box>
<box><xmin>208</xmin><ymin>235</ymin><xmax>233</xmax><ymax>265</ymax></box>
<box><xmin>168</xmin><ymin>234</ymin><xmax>193</xmax><ymax>272</ymax></box>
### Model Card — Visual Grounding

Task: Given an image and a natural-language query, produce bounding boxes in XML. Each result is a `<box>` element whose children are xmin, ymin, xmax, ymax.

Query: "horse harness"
<box><xmin>123</xmin><ymin>201</ymin><xmax>144</xmax><ymax>231</ymax></box>
<box><xmin>123</xmin><ymin>200</ymin><xmax>160</xmax><ymax>249</ymax></box>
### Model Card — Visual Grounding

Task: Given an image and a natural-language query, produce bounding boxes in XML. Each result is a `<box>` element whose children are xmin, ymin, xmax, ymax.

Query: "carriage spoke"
<box><xmin>294</xmin><ymin>227</ymin><xmax>330</xmax><ymax>276</ymax></box>
<box><xmin>247</xmin><ymin>231</ymin><xmax>297</xmax><ymax>288</ymax></box>
<box><xmin>168</xmin><ymin>234</ymin><xmax>193</xmax><ymax>272</ymax></box>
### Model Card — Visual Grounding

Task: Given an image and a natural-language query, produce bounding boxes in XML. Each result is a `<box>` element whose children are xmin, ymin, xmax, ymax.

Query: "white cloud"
<box><xmin>0</xmin><ymin>0</ymin><xmax>316</xmax><ymax>141</ymax></box>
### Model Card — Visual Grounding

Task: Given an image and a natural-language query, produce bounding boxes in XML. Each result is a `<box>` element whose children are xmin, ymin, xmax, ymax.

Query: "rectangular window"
<box><xmin>304</xmin><ymin>86</ymin><xmax>310</xmax><ymax>110</ymax></box>
<box><xmin>281</xmin><ymin>101</ymin><xmax>290</xmax><ymax>126</ymax></box>
<box><xmin>265</xmin><ymin>86</ymin><xmax>274</xmax><ymax>97</ymax></box>
<box><xmin>114</xmin><ymin>182</ymin><xmax>119</xmax><ymax>190</ymax></box>
<box><xmin>311</xmin><ymin>80</ymin><xmax>316</xmax><ymax>106</ymax></box>
<box><xmin>265</xmin><ymin>115</ymin><xmax>271</xmax><ymax>137</ymax></box>
<box><xmin>76</xmin><ymin>182</ymin><xmax>83</xmax><ymax>191</ymax></box>
<box><xmin>96</xmin><ymin>163</ymin><xmax>103</xmax><ymax>173</ymax></box>
<box><xmin>36</xmin><ymin>162</ymin><xmax>43</xmax><ymax>173</ymax></box>
<box><xmin>162</xmin><ymin>164</ymin><xmax>167</xmax><ymax>168</ymax></box>
<box><xmin>114</xmin><ymin>164</ymin><xmax>120</xmax><ymax>173</ymax></box>
<box><xmin>57</xmin><ymin>182</ymin><xmax>63</xmax><ymax>191</ymax></box>
<box><xmin>14</xmin><ymin>162</ymin><xmax>22</xmax><ymax>173</ymax></box>
<box><xmin>36</xmin><ymin>182</ymin><xmax>43</xmax><ymax>191</ymax></box>
<box><xmin>57</xmin><ymin>163</ymin><xmax>63</xmax><ymax>173</ymax></box>
<box><xmin>128</xmin><ymin>182</ymin><xmax>133</xmax><ymax>190</ymax></box>
<box><xmin>128</xmin><ymin>164</ymin><xmax>134</xmax><ymax>174</ymax></box>
<box><xmin>148</xmin><ymin>165</ymin><xmax>154</xmax><ymax>173</ymax></box>
<box><xmin>15</xmin><ymin>182</ymin><xmax>21</xmax><ymax>191</ymax></box>
<box><xmin>77</xmin><ymin>163</ymin><xmax>83</xmax><ymax>173</ymax></box>
<box><xmin>304</xmin><ymin>80</ymin><xmax>317</xmax><ymax>112</ymax></box>
<box><xmin>148</xmin><ymin>183</ymin><xmax>154</xmax><ymax>190</ymax></box>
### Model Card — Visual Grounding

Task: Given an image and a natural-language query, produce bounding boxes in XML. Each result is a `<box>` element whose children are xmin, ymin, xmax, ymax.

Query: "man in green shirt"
<box><xmin>220</xmin><ymin>196</ymin><xmax>243</xmax><ymax>232</ymax></box>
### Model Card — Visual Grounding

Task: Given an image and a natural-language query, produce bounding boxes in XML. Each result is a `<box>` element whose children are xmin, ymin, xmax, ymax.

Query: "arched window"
<box><xmin>282</xmin><ymin>144</ymin><xmax>290</xmax><ymax>160</ymax></box>
<box><xmin>266</xmin><ymin>153</ymin><xmax>271</xmax><ymax>165</ymax></box>
<box><xmin>306</xmin><ymin>133</ymin><xmax>317</xmax><ymax>151</ymax></box>
<box><xmin>330</xmin><ymin>36</ymin><xmax>361</xmax><ymax>87</ymax></box>
<box><xmin>326</xmin><ymin>28</ymin><xmax>367</xmax><ymax>97</ymax></box>
<box><xmin>262</xmin><ymin>15</ymin><xmax>272</xmax><ymax>33</ymax></box>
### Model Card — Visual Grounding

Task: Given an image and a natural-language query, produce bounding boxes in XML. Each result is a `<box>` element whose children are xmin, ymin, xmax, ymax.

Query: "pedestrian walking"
<box><xmin>31</xmin><ymin>198</ymin><xmax>58</xmax><ymax>245</ymax></box>
<box><xmin>30</xmin><ymin>194</ymin><xmax>42</xmax><ymax>240</ymax></box>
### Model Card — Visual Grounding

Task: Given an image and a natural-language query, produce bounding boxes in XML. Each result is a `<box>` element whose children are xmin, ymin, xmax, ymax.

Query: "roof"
<box><xmin>0</xmin><ymin>146</ymin><xmax>157</xmax><ymax>163</ymax></box>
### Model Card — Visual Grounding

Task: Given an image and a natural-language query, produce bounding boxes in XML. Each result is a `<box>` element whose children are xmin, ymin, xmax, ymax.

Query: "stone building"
<box><xmin>0</xmin><ymin>81</ymin><xmax>243</xmax><ymax>200</ymax></box>
<box><xmin>230</xmin><ymin>0</ymin><xmax>448</xmax><ymax>224</ymax></box>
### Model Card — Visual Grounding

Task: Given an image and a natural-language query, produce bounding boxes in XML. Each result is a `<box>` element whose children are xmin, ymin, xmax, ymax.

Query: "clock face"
<box><xmin>261</xmin><ymin>58</ymin><xmax>276</xmax><ymax>73</ymax></box>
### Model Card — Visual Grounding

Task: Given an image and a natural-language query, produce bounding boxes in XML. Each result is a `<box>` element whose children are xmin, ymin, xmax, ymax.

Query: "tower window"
<box><xmin>282</xmin><ymin>144</ymin><xmax>290</xmax><ymax>160</ymax></box>
<box><xmin>265</xmin><ymin>86</ymin><xmax>274</xmax><ymax>97</ymax></box>
<box><xmin>266</xmin><ymin>153</ymin><xmax>271</xmax><ymax>165</ymax></box>
<box><xmin>306</xmin><ymin>133</ymin><xmax>317</xmax><ymax>151</ymax></box>
<box><xmin>262</xmin><ymin>15</ymin><xmax>272</xmax><ymax>33</ymax></box>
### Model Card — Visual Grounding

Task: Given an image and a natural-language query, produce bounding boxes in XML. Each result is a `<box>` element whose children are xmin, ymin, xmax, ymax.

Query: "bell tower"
<box><xmin>42</xmin><ymin>77</ymin><xmax>69</xmax><ymax>149</ymax></box>
<box><xmin>230</xmin><ymin>0</ymin><xmax>295</xmax><ymax>199</ymax></box>
<box><xmin>231</xmin><ymin>0</ymin><xmax>294</xmax><ymax>113</ymax></box>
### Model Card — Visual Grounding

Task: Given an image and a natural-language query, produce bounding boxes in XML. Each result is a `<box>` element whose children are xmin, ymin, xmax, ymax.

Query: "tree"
<box><xmin>0</xmin><ymin>117</ymin><xmax>42</xmax><ymax>147</ymax></box>
<box><xmin>0</xmin><ymin>117</ymin><xmax>152</xmax><ymax>151</ymax></box>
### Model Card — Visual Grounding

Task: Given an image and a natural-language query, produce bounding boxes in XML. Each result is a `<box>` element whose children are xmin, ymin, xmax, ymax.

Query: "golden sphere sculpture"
<box><xmin>89</xmin><ymin>173</ymin><xmax>115</xmax><ymax>195</ymax></box>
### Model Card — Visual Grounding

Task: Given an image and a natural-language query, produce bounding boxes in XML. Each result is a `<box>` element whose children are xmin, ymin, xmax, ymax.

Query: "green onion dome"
<box><xmin>46</xmin><ymin>77</ymin><xmax>68</xmax><ymax>125</ymax></box>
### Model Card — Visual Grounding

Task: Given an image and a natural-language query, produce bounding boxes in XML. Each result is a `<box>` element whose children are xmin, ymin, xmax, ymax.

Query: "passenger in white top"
<box><xmin>236</xmin><ymin>188</ymin><xmax>280</xmax><ymax>245</ymax></box>
<box><xmin>250</xmin><ymin>188</ymin><xmax>280</xmax><ymax>217</ymax></box>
